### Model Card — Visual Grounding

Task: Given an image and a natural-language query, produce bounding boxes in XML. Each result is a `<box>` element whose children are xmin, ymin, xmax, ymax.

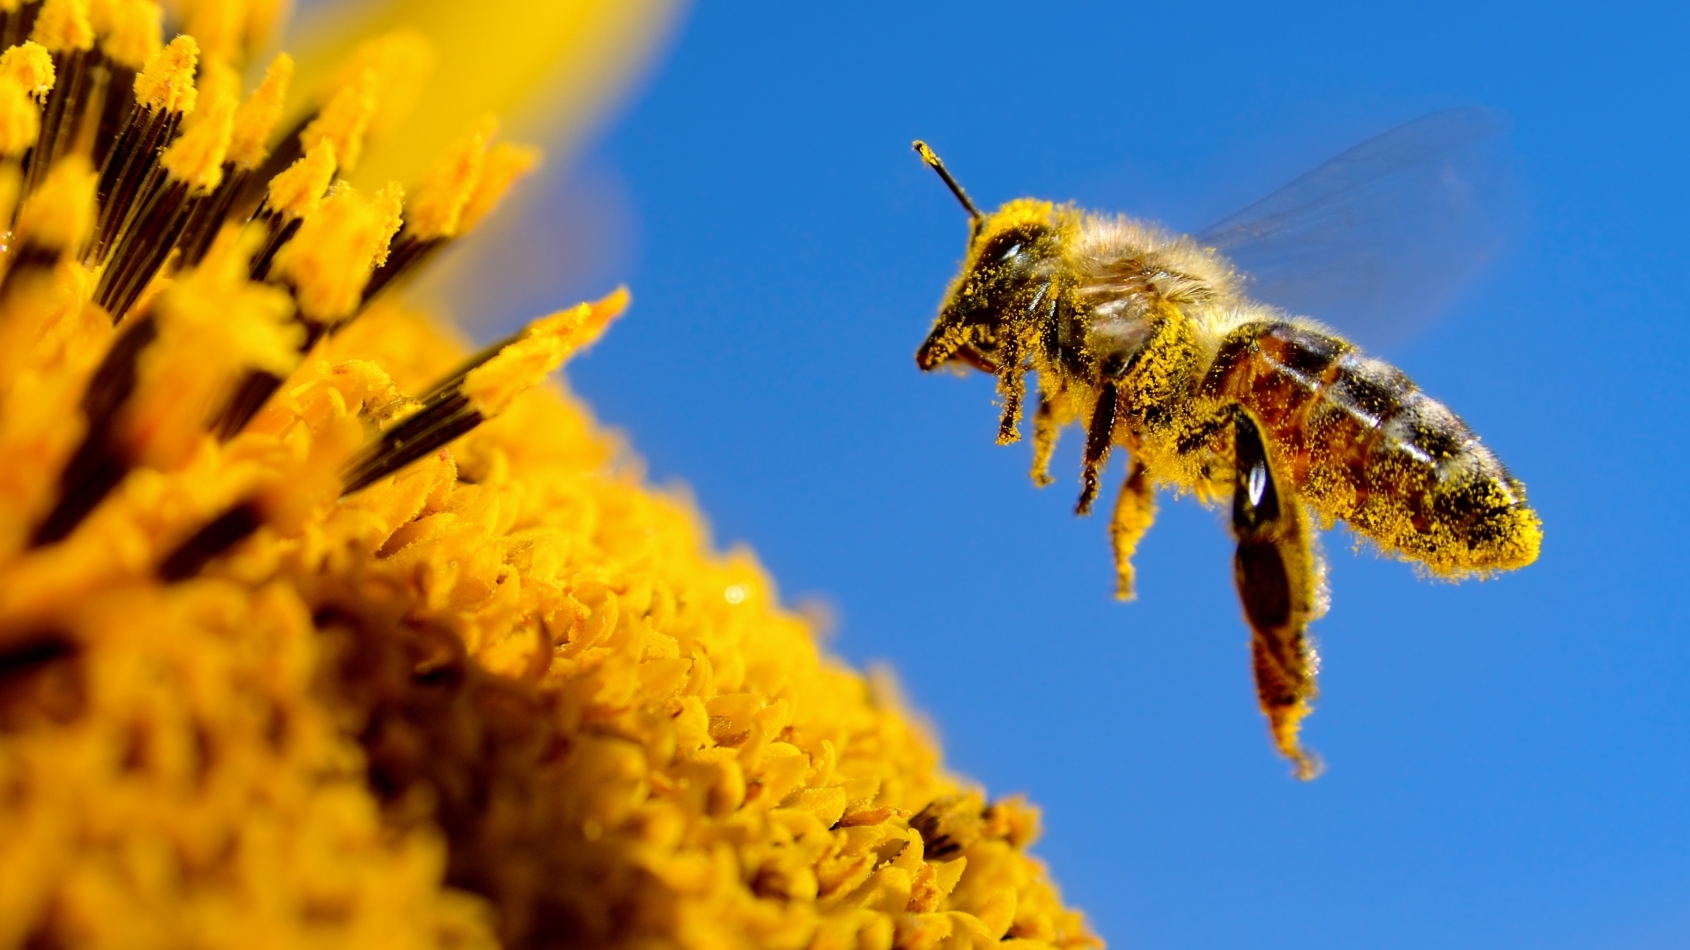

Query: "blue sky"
<box><xmin>437</xmin><ymin>3</ymin><xmax>1690</xmax><ymax>947</ymax></box>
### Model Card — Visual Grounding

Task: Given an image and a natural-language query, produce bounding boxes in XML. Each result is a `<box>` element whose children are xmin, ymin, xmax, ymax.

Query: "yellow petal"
<box><xmin>284</xmin><ymin>0</ymin><xmax>683</xmax><ymax>187</ymax></box>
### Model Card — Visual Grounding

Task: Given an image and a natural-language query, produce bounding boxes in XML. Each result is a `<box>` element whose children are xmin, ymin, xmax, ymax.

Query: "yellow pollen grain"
<box><xmin>328</xmin><ymin>29</ymin><xmax>435</xmax><ymax>138</ymax></box>
<box><xmin>160</xmin><ymin>86</ymin><xmax>233</xmax><ymax>191</ymax></box>
<box><xmin>369</xmin><ymin>180</ymin><xmax>404</xmax><ymax>267</ymax></box>
<box><xmin>30</xmin><ymin>0</ymin><xmax>95</xmax><ymax>53</ymax></box>
<box><xmin>265</xmin><ymin>137</ymin><xmax>335</xmax><ymax>221</ymax></box>
<box><xmin>272</xmin><ymin>183</ymin><xmax>384</xmax><ymax>324</ymax></box>
<box><xmin>0</xmin><ymin>76</ymin><xmax>40</xmax><ymax>158</ymax></box>
<box><xmin>100</xmin><ymin>0</ymin><xmax>162</xmax><ymax>70</ymax></box>
<box><xmin>16</xmin><ymin>156</ymin><xmax>95</xmax><ymax>252</ymax></box>
<box><xmin>300</xmin><ymin>65</ymin><xmax>375</xmax><ymax>174</ymax></box>
<box><xmin>133</xmin><ymin>34</ymin><xmax>199</xmax><ymax>113</ymax></box>
<box><xmin>0</xmin><ymin>42</ymin><xmax>56</xmax><ymax>100</ymax></box>
<box><xmin>403</xmin><ymin>116</ymin><xmax>494</xmax><ymax>242</ymax></box>
<box><xmin>227</xmin><ymin>52</ymin><xmax>291</xmax><ymax>171</ymax></box>
<box><xmin>463</xmin><ymin>291</ymin><xmax>628</xmax><ymax>418</ymax></box>
<box><xmin>457</xmin><ymin>141</ymin><xmax>541</xmax><ymax>233</ymax></box>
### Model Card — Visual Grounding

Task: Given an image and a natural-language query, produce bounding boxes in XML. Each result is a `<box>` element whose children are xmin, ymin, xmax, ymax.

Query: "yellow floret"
<box><xmin>227</xmin><ymin>51</ymin><xmax>291</xmax><ymax>170</ymax></box>
<box><xmin>132</xmin><ymin>33</ymin><xmax>199</xmax><ymax>113</ymax></box>
<box><xmin>30</xmin><ymin>0</ymin><xmax>95</xmax><ymax>53</ymax></box>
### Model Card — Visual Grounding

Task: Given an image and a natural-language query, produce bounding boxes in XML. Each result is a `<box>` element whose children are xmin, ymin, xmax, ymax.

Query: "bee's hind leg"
<box><xmin>1110</xmin><ymin>459</ymin><xmax>1155</xmax><ymax>601</ymax></box>
<box><xmin>1230</xmin><ymin>408</ymin><xmax>1323</xmax><ymax>780</ymax></box>
<box><xmin>1030</xmin><ymin>391</ymin><xmax>1059</xmax><ymax>488</ymax></box>
<box><xmin>1075</xmin><ymin>383</ymin><xmax>1117</xmax><ymax>515</ymax></box>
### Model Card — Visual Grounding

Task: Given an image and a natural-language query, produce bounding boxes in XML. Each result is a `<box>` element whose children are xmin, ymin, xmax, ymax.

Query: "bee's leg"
<box><xmin>1074</xmin><ymin>380</ymin><xmax>1115</xmax><ymax>513</ymax></box>
<box><xmin>994</xmin><ymin>333</ymin><xmax>1026</xmax><ymax>445</ymax></box>
<box><xmin>1110</xmin><ymin>459</ymin><xmax>1155</xmax><ymax>601</ymax></box>
<box><xmin>1231</xmin><ymin>408</ymin><xmax>1323</xmax><ymax>780</ymax></box>
<box><xmin>1075</xmin><ymin>383</ymin><xmax>1117</xmax><ymax>515</ymax></box>
<box><xmin>1030</xmin><ymin>391</ymin><xmax>1058</xmax><ymax>488</ymax></box>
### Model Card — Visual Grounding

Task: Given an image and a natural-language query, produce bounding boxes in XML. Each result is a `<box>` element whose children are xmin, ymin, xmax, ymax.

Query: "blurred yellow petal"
<box><xmin>286</xmin><ymin>0</ymin><xmax>685</xmax><ymax>188</ymax></box>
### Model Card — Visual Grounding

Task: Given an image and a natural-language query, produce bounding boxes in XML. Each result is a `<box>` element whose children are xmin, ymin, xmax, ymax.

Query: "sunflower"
<box><xmin>0</xmin><ymin>2</ymin><xmax>1100</xmax><ymax>948</ymax></box>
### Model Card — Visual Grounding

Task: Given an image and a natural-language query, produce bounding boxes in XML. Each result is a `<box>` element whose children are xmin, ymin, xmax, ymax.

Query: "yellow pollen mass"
<box><xmin>300</xmin><ymin>65</ymin><xmax>376</xmax><ymax>174</ymax></box>
<box><xmin>30</xmin><ymin>0</ymin><xmax>95</xmax><ymax>53</ymax></box>
<box><xmin>369</xmin><ymin>180</ymin><xmax>404</xmax><ymax>267</ymax></box>
<box><xmin>227</xmin><ymin>51</ymin><xmax>291</xmax><ymax>170</ymax></box>
<box><xmin>458</xmin><ymin>140</ymin><xmax>541</xmax><ymax>233</ymax></box>
<box><xmin>0</xmin><ymin>75</ymin><xmax>40</xmax><ymax>158</ymax></box>
<box><xmin>133</xmin><ymin>33</ymin><xmax>199</xmax><ymax>113</ymax></box>
<box><xmin>462</xmin><ymin>292</ymin><xmax>628</xmax><ymax>418</ymax></box>
<box><xmin>272</xmin><ymin>183</ymin><xmax>385</xmax><ymax>323</ymax></box>
<box><xmin>403</xmin><ymin>116</ymin><xmax>494</xmax><ymax>241</ymax></box>
<box><xmin>159</xmin><ymin>85</ymin><xmax>233</xmax><ymax>191</ymax></box>
<box><xmin>264</xmin><ymin>137</ymin><xmax>335</xmax><ymax>221</ymax></box>
<box><xmin>15</xmin><ymin>155</ymin><xmax>95</xmax><ymax>252</ymax></box>
<box><xmin>101</xmin><ymin>0</ymin><xmax>162</xmax><ymax>70</ymax></box>
<box><xmin>0</xmin><ymin>41</ymin><xmax>55</xmax><ymax>99</ymax></box>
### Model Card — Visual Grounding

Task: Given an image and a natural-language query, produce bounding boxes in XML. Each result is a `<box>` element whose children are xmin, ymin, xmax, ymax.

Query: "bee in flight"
<box><xmin>912</xmin><ymin>114</ymin><xmax>1542</xmax><ymax>778</ymax></box>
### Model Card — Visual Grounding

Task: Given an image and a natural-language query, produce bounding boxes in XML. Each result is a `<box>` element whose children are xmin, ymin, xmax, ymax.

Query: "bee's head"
<box><xmin>910</xmin><ymin>142</ymin><xmax>1062</xmax><ymax>373</ymax></box>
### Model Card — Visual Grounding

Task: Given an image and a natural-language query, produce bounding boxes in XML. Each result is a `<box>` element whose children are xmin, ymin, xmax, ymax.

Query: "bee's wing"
<box><xmin>1194</xmin><ymin>108</ymin><xmax>1517</xmax><ymax>351</ymax></box>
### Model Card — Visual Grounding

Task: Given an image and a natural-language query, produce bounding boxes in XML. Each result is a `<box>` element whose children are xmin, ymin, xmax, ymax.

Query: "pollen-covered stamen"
<box><xmin>235</xmin><ymin>30</ymin><xmax>433</xmax><ymax>217</ymax></box>
<box><xmin>88</xmin><ymin>33</ymin><xmax>195</xmax><ymax>262</ymax></box>
<box><xmin>0</xmin><ymin>156</ymin><xmax>93</xmax><ymax>399</ymax></box>
<box><xmin>88</xmin><ymin>0</ymin><xmax>162</xmax><ymax>170</ymax></box>
<box><xmin>175</xmin><ymin>51</ymin><xmax>291</xmax><ymax>268</ymax></box>
<box><xmin>362</xmin><ymin>120</ymin><xmax>537</xmax><ymax>306</ymax></box>
<box><xmin>22</xmin><ymin>0</ymin><xmax>97</xmax><ymax>200</ymax></box>
<box><xmin>341</xmin><ymin>290</ymin><xmax>627</xmax><ymax>495</ymax></box>
<box><xmin>92</xmin><ymin>75</ymin><xmax>232</xmax><ymax>321</ymax></box>
<box><xmin>246</xmin><ymin>136</ymin><xmax>333</xmax><ymax>280</ymax></box>
<box><xmin>33</xmin><ymin>229</ymin><xmax>297</xmax><ymax>547</ymax></box>
<box><xmin>0</xmin><ymin>39</ymin><xmax>56</xmax><ymax>100</ymax></box>
<box><xmin>210</xmin><ymin>180</ymin><xmax>400</xmax><ymax>439</ymax></box>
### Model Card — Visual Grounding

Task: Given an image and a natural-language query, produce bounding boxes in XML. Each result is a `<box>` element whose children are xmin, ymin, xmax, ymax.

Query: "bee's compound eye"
<box><xmin>997</xmin><ymin>242</ymin><xmax>1022</xmax><ymax>262</ymax></box>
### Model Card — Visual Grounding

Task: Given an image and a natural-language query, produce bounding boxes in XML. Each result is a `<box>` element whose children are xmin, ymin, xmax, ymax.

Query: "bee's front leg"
<box><xmin>1230</xmin><ymin>407</ymin><xmax>1322</xmax><ymax>780</ymax></box>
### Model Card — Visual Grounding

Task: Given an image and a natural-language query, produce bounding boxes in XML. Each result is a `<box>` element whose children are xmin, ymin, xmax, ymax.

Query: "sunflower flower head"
<box><xmin>0</xmin><ymin>2</ymin><xmax>1101</xmax><ymax>948</ymax></box>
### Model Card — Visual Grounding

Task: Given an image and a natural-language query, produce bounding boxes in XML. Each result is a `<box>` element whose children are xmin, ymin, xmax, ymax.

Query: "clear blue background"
<box><xmin>451</xmin><ymin>3</ymin><xmax>1690</xmax><ymax>948</ymax></box>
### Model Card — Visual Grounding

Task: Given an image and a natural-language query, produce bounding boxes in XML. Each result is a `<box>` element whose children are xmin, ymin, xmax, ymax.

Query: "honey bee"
<box><xmin>912</xmin><ymin>114</ymin><xmax>1542</xmax><ymax>779</ymax></box>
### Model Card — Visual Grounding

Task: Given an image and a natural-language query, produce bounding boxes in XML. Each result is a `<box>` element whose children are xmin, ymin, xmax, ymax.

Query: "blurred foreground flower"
<box><xmin>0</xmin><ymin>1</ymin><xmax>1100</xmax><ymax>947</ymax></box>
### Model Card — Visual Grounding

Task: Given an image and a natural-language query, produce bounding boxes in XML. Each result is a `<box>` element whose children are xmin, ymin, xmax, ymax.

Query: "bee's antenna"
<box><xmin>913</xmin><ymin>140</ymin><xmax>982</xmax><ymax>222</ymax></box>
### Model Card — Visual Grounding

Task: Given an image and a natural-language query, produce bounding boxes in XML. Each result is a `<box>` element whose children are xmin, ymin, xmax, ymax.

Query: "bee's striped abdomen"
<box><xmin>1204</xmin><ymin>322</ymin><xmax>1541</xmax><ymax>574</ymax></box>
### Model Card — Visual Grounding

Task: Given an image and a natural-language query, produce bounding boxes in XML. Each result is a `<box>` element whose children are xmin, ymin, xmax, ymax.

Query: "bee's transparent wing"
<box><xmin>1194</xmin><ymin>108</ymin><xmax>1517</xmax><ymax>351</ymax></box>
